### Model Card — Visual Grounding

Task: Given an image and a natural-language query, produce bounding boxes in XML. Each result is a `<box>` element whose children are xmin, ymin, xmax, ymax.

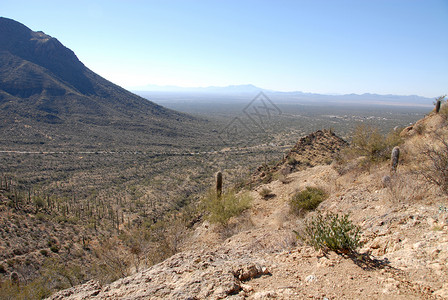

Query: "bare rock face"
<box><xmin>48</xmin><ymin>249</ymin><xmax>270</xmax><ymax>300</ymax></box>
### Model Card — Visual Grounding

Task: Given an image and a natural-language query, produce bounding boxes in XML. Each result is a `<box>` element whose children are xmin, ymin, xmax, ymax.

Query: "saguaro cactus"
<box><xmin>216</xmin><ymin>171</ymin><xmax>223</xmax><ymax>198</ymax></box>
<box><xmin>390</xmin><ymin>146</ymin><xmax>400</xmax><ymax>173</ymax></box>
<box><xmin>436</xmin><ymin>99</ymin><xmax>442</xmax><ymax>113</ymax></box>
<box><xmin>10</xmin><ymin>272</ymin><xmax>19</xmax><ymax>286</ymax></box>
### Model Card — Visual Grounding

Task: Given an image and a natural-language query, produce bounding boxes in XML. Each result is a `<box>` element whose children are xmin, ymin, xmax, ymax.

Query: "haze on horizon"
<box><xmin>2</xmin><ymin>0</ymin><xmax>447</xmax><ymax>98</ymax></box>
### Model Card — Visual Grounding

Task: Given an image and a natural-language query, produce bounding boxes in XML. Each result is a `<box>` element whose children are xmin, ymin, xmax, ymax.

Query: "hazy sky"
<box><xmin>2</xmin><ymin>0</ymin><xmax>447</xmax><ymax>97</ymax></box>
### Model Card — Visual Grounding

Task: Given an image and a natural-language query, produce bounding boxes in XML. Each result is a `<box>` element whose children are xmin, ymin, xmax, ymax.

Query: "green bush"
<box><xmin>259</xmin><ymin>188</ymin><xmax>273</xmax><ymax>199</ymax></box>
<box><xmin>290</xmin><ymin>187</ymin><xmax>327</xmax><ymax>216</ymax></box>
<box><xmin>201</xmin><ymin>190</ymin><xmax>252</xmax><ymax>225</ymax></box>
<box><xmin>50</xmin><ymin>244</ymin><xmax>60</xmax><ymax>253</ymax></box>
<box><xmin>287</xmin><ymin>157</ymin><xmax>298</xmax><ymax>166</ymax></box>
<box><xmin>335</xmin><ymin>125</ymin><xmax>403</xmax><ymax>174</ymax></box>
<box><xmin>295</xmin><ymin>212</ymin><xmax>363</xmax><ymax>253</ymax></box>
<box><xmin>348</xmin><ymin>124</ymin><xmax>403</xmax><ymax>162</ymax></box>
<box><xmin>36</xmin><ymin>213</ymin><xmax>46</xmax><ymax>221</ymax></box>
<box><xmin>352</xmin><ymin>125</ymin><xmax>382</xmax><ymax>161</ymax></box>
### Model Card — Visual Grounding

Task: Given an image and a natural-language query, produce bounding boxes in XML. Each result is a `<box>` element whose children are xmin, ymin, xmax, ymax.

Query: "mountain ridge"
<box><xmin>133</xmin><ymin>84</ymin><xmax>433</xmax><ymax>107</ymax></box>
<box><xmin>132</xmin><ymin>83</ymin><xmax>432</xmax><ymax>100</ymax></box>
<box><xmin>0</xmin><ymin>17</ymin><xmax>205</xmax><ymax>150</ymax></box>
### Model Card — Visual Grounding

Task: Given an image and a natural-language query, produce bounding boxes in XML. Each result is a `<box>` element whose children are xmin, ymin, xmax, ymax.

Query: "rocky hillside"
<box><xmin>0</xmin><ymin>191</ymin><xmax>98</xmax><ymax>289</ymax></box>
<box><xmin>254</xmin><ymin>129</ymin><xmax>348</xmax><ymax>184</ymax></box>
<box><xmin>47</xmin><ymin>110</ymin><xmax>448</xmax><ymax>299</ymax></box>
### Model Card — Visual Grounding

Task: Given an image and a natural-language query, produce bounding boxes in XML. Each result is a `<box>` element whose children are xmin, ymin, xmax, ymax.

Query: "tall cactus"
<box><xmin>216</xmin><ymin>171</ymin><xmax>223</xmax><ymax>198</ymax></box>
<box><xmin>10</xmin><ymin>272</ymin><xmax>19</xmax><ymax>286</ymax></box>
<box><xmin>436</xmin><ymin>99</ymin><xmax>441</xmax><ymax>113</ymax></box>
<box><xmin>390</xmin><ymin>146</ymin><xmax>400</xmax><ymax>173</ymax></box>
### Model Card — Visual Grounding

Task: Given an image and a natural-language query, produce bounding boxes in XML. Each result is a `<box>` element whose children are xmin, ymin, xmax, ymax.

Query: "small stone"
<box><xmin>305</xmin><ymin>275</ymin><xmax>317</xmax><ymax>283</ymax></box>
<box><xmin>252</xmin><ymin>290</ymin><xmax>277</xmax><ymax>299</ymax></box>
<box><xmin>413</xmin><ymin>241</ymin><xmax>425</xmax><ymax>250</ymax></box>
<box><xmin>241</xmin><ymin>284</ymin><xmax>253</xmax><ymax>292</ymax></box>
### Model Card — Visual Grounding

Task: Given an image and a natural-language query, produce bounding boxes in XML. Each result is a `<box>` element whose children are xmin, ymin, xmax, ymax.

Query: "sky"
<box><xmin>2</xmin><ymin>0</ymin><xmax>447</xmax><ymax>97</ymax></box>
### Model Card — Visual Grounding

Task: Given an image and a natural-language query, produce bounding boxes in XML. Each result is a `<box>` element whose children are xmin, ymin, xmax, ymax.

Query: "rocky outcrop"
<box><xmin>48</xmin><ymin>249</ymin><xmax>270</xmax><ymax>300</ymax></box>
<box><xmin>254</xmin><ymin>129</ymin><xmax>348</xmax><ymax>183</ymax></box>
<box><xmin>284</xmin><ymin>129</ymin><xmax>348</xmax><ymax>168</ymax></box>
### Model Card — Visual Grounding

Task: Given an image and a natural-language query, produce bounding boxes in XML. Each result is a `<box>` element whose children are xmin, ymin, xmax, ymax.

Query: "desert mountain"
<box><xmin>0</xmin><ymin>17</ymin><xmax>205</xmax><ymax>150</ymax></box>
<box><xmin>47</xmin><ymin>110</ymin><xmax>448</xmax><ymax>299</ymax></box>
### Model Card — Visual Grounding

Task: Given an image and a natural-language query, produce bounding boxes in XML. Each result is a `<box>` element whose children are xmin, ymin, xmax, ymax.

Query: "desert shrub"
<box><xmin>92</xmin><ymin>237</ymin><xmax>130</xmax><ymax>283</ymax></box>
<box><xmin>41</xmin><ymin>257</ymin><xmax>84</xmax><ymax>288</ymax></box>
<box><xmin>35</xmin><ymin>213</ymin><xmax>46</xmax><ymax>221</ymax></box>
<box><xmin>290</xmin><ymin>187</ymin><xmax>327</xmax><ymax>216</ymax></box>
<box><xmin>0</xmin><ymin>278</ymin><xmax>51</xmax><ymax>300</ymax></box>
<box><xmin>287</xmin><ymin>157</ymin><xmax>298</xmax><ymax>166</ymax></box>
<box><xmin>261</xmin><ymin>172</ymin><xmax>273</xmax><ymax>184</ymax></box>
<box><xmin>47</xmin><ymin>238</ymin><xmax>60</xmax><ymax>253</ymax></box>
<box><xmin>50</xmin><ymin>244</ymin><xmax>60</xmax><ymax>253</ymax></box>
<box><xmin>33</xmin><ymin>196</ymin><xmax>45</xmax><ymax>210</ymax></box>
<box><xmin>351</xmin><ymin>124</ymin><xmax>397</xmax><ymax>162</ymax></box>
<box><xmin>414</xmin><ymin>123</ymin><xmax>426</xmax><ymax>135</ymax></box>
<box><xmin>386</xmin><ymin>173</ymin><xmax>421</xmax><ymax>202</ymax></box>
<box><xmin>440</xmin><ymin>102</ymin><xmax>448</xmax><ymax>117</ymax></box>
<box><xmin>0</xmin><ymin>258</ymin><xmax>82</xmax><ymax>300</ymax></box>
<box><xmin>295</xmin><ymin>212</ymin><xmax>362</xmax><ymax>253</ymax></box>
<box><xmin>201</xmin><ymin>189</ymin><xmax>252</xmax><ymax>225</ymax></box>
<box><xmin>335</xmin><ymin>125</ymin><xmax>403</xmax><ymax>174</ymax></box>
<box><xmin>420</xmin><ymin>137</ymin><xmax>448</xmax><ymax>194</ymax></box>
<box><xmin>278</xmin><ymin>173</ymin><xmax>289</xmax><ymax>184</ymax></box>
<box><xmin>351</xmin><ymin>124</ymin><xmax>387</xmax><ymax>161</ymax></box>
<box><xmin>259</xmin><ymin>187</ymin><xmax>273</xmax><ymax>199</ymax></box>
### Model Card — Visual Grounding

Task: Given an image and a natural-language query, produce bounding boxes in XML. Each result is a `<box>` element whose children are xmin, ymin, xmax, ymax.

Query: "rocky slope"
<box><xmin>47</xmin><ymin>111</ymin><xmax>448</xmax><ymax>299</ymax></box>
<box><xmin>253</xmin><ymin>129</ymin><xmax>348</xmax><ymax>184</ymax></box>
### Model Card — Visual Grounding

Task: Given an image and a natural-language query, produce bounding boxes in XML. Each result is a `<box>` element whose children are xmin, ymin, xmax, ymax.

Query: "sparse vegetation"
<box><xmin>295</xmin><ymin>212</ymin><xmax>362</xmax><ymax>253</ymax></box>
<box><xmin>420</xmin><ymin>137</ymin><xmax>448</xmax><ymax>195</ymax></box>
<box><xmin>350</xmin><ymin>124</ymin><xmax>403</xmax><ymax>162</ymax></box>
<box><xmin>201</xmin><ymin>189</ymin><xmax>252</xmax><ymax>226</ymax></box>
<box><xmin>335</xmin><ymin>124</ymin><xmax>403</xmax><ymax>174</ymax></box>
<box><xmin>290</xmin><ymin>187</ymin><xmax>327</xmax><ymax>216</ymax></box>
<box><xmin>259</xmin><ymin>187</ymin><xmax>273</xmax><ymax>199</ymax></box>
<box><xmin>415</xmin><ymin>123</ymin><xmax>426</xmax><ymax>135</ymax></box>
<box><xmin>0</xmin><ymin>95</ymin><xmax>428</xmax><ymax>298</ymax></box>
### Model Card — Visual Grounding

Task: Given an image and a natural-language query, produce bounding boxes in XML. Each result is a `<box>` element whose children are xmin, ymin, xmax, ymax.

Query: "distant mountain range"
<box><xmin>132</xmin><ymin>84</ymin><xmax>434</xmax><ymax>107</ymax></box>
<box><xmin>132</xmin><ymin>84</ymin><xmax>263</xmax><ymax>94</ymax></box>
<box><xmin>0</xmin><ymin>17</ymin><xmax>206</xmax><ymax>150</ymax></box>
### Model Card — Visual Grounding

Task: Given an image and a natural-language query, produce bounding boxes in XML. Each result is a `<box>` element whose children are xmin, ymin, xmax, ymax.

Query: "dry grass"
<box><xmin>201</xmin><ymin>189</ymin><xmax>252</xmax><ymax>226</ymax></box>
<box><xmin>386</xmin><ymin>172</ymin><xmax>427</xmax><ymax>203</ymax></box>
